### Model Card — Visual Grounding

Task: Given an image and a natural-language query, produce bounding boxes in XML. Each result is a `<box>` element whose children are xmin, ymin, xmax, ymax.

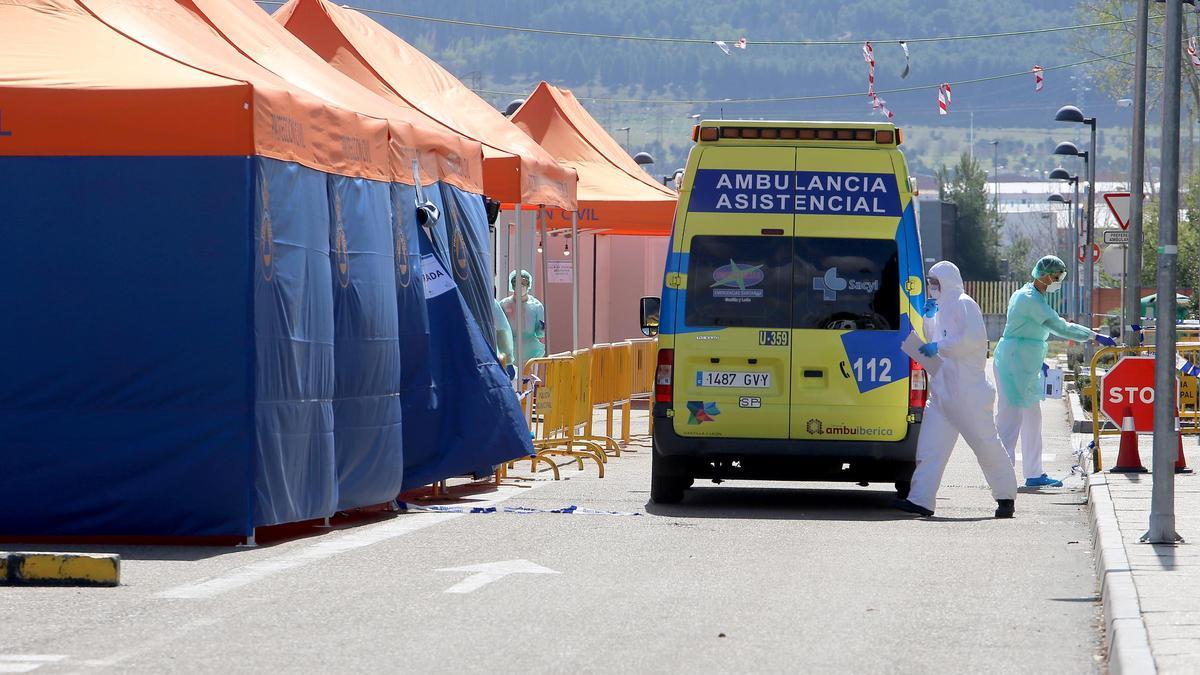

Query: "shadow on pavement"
<box><xmin>644</xmin><ymin>485</ymin><xmax>916</xmax><ymax>522</ymax></box>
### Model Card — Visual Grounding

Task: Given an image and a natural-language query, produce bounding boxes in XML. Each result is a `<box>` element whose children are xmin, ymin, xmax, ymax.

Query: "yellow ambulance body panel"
<box><xmin>649</xmin><ymin>121</ymin><xmax>927</xmax><ymax>502</ymax></box>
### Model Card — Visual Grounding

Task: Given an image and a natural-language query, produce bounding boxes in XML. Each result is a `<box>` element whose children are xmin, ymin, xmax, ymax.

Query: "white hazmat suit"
<box><xmin>906</xmin><ymin>261</ymin><xmax>1018</xmax><ymax>514</ymax></box>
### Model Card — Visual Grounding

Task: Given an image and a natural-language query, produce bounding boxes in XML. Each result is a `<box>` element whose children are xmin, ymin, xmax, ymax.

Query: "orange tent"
<box><xmin>274</xmin><ymin>0</ymin><xmax>578</xmax><ymax>211</ymax></box>
<box><xmin>0</xmin><ymin>0</ymin><xmax>379</xmax><ymax>177</ymax></box>
<box><xmin>84</xmin><ymin>0</ymin><xmax>485</xmax><ymax>191</ymax></box>
<box><xmin>511</xmin><ymin>83</ymin><xmax>677</xmax><ymax>236</ymax></box>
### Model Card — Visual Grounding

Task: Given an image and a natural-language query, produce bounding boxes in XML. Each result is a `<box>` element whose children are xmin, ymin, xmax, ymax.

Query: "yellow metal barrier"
<box><xmin>602</xmin><ymin>341</ymin><xmax>634</xmax><ymax>444</ymax></box>
<box><xmin>630</xmin><ymin>338</ymin><xmax>657</xmax><ymax>397</ymax></box>
<box><xmin>1088</xmin><ymin>342</ymin><xmax>1200</xmax><ymax>471</ymax></box>
<box><xmin>515</xmin><ymin>355</ymin><xmax>605</xmax><ymax>479</ymax></box>
<box><xmin>573</xmin><ymin>348</ymin><xmax>623</xmax><ymax>457</ymax></box>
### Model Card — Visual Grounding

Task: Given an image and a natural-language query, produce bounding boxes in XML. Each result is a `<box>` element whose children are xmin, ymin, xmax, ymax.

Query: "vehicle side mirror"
<box><xmin>640</xmin><ymin>296</ymin><xmax>661</xmax><ymax>337</ymax></box>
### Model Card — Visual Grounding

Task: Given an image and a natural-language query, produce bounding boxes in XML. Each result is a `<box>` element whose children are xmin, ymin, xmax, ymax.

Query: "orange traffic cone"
<box><xmin>1111</xmin><ymin>405</ymin><xmax>1149</xmax><ymax>473</ymax></box>
<box><xmin>1176</xmin><ymin>411</ymin><xmax>1193</xmax><ymax>474</ymax></box>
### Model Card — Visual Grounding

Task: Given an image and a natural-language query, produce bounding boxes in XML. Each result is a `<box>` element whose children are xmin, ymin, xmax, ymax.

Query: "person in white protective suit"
<box><xmin>895</xmin><ymin>261</ymin><xmax>1019</xmax><ymax>519</ymax></box>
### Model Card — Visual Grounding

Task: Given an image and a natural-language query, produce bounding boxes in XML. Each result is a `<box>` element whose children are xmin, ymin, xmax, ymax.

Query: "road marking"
<box><xmin>157</xmin><ymin>485</ymin><xmax>538</xmax><ymax>600</ymax></box>
<box><xmin>0</xmin><ymin>656</ymin><xmax>67</xmax><ymax>673</ymax></box>
<box><xmin>437</xmin><ymin>559</ymin><xmax>559</xmax><ymax>594</ymax></box>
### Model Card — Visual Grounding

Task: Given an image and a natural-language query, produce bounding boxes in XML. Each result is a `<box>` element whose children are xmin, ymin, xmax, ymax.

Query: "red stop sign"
<box><xmin>1101</xmin><ymin>356</ymin><xmax>1172</xmax><ymax>431</ymax></box>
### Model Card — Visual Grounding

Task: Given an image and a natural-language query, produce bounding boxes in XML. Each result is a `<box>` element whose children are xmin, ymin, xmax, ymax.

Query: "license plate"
<box><xmin>696</xmin><ymin>371</ymin><xmax>772</xmax><ymax>388</ymax></box>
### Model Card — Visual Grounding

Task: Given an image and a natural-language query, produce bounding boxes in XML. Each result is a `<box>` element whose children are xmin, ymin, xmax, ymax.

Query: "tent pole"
<box><xmin>514</xmin><ymin>203</ymin><xmax>523</xmax><ymax>374</ymax></box>
<box><xmin>571</xmin><ymin>211</ymin><xmax>580</xmax><ymax>352</ymax></box>
<box><xmin>539</xmin><ymin>206</ymin><xmax>550</xmax><ymax>352</ymax></box>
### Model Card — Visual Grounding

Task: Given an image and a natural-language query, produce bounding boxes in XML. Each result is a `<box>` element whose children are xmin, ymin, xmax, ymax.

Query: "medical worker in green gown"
<box><xmin>993</xmin><ymin>255</ymin><xmax>1116</xmax><ymax>487</ymax></box>
<box><xmin>500</xmin><ymin>269</ymin><xmax>546</xmax><ymax>366</ymax></box>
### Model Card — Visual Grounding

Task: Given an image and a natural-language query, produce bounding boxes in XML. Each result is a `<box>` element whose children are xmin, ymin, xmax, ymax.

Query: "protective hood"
<box><xmin>928</xmin><ymin>261</ymin><xmax>965</xmax><ymax>297</ymax></box>
<box><xmin>508</xmin><ymin>269</ymin><xmax>534</xmax><ymax>292</ymax></box>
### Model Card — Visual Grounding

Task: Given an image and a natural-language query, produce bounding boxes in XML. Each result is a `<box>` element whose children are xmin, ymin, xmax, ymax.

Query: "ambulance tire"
<box><xmin>894</xmin><ymin>481</ymin><xmax>911</xmax><ymax>500</ymax></box>
<box><xmin>651</xmin><ymin>451</ymin><xmax>690</xmax><ymax>504</ymax></box>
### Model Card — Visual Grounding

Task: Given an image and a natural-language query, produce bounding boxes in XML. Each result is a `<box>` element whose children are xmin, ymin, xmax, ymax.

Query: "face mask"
<box><xmin>927</xmin><ymin>279</ymin><xmax>941</xmax><ymax>300</ymax></box>
<box><xmin>1046</xmin><ymin>280</ymin><xmax>1062</xmax><ymax>294</ymax></box>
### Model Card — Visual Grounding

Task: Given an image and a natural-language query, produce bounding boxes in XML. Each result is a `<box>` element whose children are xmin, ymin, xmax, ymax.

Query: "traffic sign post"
<box><xmin>1078</xmin><ymin>243</ymin><xmax>1101</xmax><ymax>263</ymax></box>
<box><xmin>1101</xmin><ymin>356</ymin><xmax>1163</xmax><ymax>432</ymax></box>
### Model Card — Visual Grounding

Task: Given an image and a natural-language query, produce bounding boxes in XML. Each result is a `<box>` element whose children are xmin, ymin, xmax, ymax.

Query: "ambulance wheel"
<box><xmin>651</xmin><ymin>452</ymin><xmax>689</xmax><ymax>504</ymax></box>
<box><xmin>894</xmin><ymin>481</ymin><xmax>911</xmax><ymax>500</ymax></box>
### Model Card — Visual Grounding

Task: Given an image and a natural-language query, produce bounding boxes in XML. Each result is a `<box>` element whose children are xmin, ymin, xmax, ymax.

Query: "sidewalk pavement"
<box><xmin>1075</xmin><ymin>412</ymin><xmax>1200</xmax><ymax>674</ymax></box>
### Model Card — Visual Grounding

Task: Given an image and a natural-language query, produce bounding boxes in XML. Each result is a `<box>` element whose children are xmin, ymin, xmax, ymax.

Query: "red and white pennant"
<box><xmin>862</xmin><ymin>41</ymin><xmax>876</xmax><ymax>96</ymax></box>
<box><xmin>937</xmin><ymin>83</ymin><xmax>951</xmax><ymax>115</ymax></box>
<box><xmin>1032</xmin><ymin>65</ymin><xmax>1044</xmax><ymax>92</ymax></box>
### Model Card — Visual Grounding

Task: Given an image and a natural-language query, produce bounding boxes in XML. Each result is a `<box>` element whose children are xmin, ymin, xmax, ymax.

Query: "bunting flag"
<box><xmin>863</xmin><ymin>41</ymin><xmax>876</xmax><ymax>96</ymax></box>
<box><xmin>899</xmin><ymin>41</ymin><xmax>911</xmax><ymax>79</ymax></box>
<box><xmin>1032</xmin><ymin>65</ymin><xmax>1044</xmax><ymax>92</ymax></box>
<box><xmin>1189</xmin><ymin>37</ymin><xmax>1200</xmax><ymax>68</ymax></box>
<box><xmin>735</xmin><ymin>36</ymin><xmax>747</xmax><ymax>50</ymax></box>
<box><xmin>937</xmin><ymin>83</ymin><xmax>951</xmax><ymax>115</ymax></box>
<box><xmin>873</xmin><ymin>96</ymin><xmax>894</xmax><ymax>121</ymax></box>
<box><xmin>713</xmin><ymin>40</ymin><xmax>731</xmax><ymax>55</ymax></box>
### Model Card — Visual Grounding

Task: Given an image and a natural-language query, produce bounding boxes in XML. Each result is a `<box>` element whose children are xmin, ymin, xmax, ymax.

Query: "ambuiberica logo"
<box><xmin>806</xmin><ymin>419</ymin><xmax>895</xmax><ymax>437</ymax></box>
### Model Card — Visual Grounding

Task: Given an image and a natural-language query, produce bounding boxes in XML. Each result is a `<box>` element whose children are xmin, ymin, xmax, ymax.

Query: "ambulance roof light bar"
<box><xmin>694</xmin><ymin>124</ymin><xmax>900</xmax><ymax>145</ymax></box>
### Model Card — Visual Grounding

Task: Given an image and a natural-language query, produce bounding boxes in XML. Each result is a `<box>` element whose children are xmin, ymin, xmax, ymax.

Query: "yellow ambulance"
<box><xmin>640</xmin><ymin>121</ymin><xmax>927</xmax><ymax>504</ymax></box>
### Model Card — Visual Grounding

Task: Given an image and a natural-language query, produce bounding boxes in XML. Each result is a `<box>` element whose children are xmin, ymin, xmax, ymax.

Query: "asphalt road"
<box><xmin>1</xmin><ymin>400</ymin><xmax>1101</xmax><ymax>674</ymax></box>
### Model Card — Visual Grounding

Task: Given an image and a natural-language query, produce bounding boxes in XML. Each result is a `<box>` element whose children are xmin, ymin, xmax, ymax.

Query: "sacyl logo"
<box><xmin>806</xmin><ymin>419</ymin><xmax>823</xmax><ymax>435</ymax></box>
<box><xmin>813</xmin><ymin>268</ymin><xmax>847</xmax><ymax>301</ymax></box>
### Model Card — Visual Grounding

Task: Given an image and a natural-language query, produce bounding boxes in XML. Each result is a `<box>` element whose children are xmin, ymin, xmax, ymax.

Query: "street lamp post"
<box><xmin>1054</xmin><ymin>142</ymin><xmax>1089</xmax><ymax>326</ymax></box>
<box><xmin>617</xmin><ymin>127</ymin><xmax>631</xmax><ymax>153</ymax></box>
<box><xmin>1050</xmin><ymin>168</ymin><xmax>1081</xmax><ymax>321</ymax></box>
<box><xmin>1125</xmin><ymin>0</ymin><xmax>1150</xmax><ymax>347</ymax></box>
<box><xmin>1147</xmin><ymin>0</ymin><xmax>1185</xmax><ymax>545</ymax></box>
<box><xmin>1048</xmin><ymin>192</ymin><xmax>1075</xmax><ymax>319</ymax></box>
<box><xmin>1055</xmin><ymin>106</ymin><xmax>1098</xmax><ymax>344</ymax></box>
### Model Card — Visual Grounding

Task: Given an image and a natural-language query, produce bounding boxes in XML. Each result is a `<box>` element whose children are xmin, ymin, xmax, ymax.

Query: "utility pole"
<box><xmin>1147</xmin><ymin>0</ymin><xmax>1184</xmax><ymax>545</ymax></box>
<box><xmin>991</xmin><ymin>140</ymin><xmax>1000</xmax><ymax>213</ymax></box>
<box><xmin>1124</xmin><ymin>0</ymin><xmax>1149</xmax><ymax>346</ymax></box>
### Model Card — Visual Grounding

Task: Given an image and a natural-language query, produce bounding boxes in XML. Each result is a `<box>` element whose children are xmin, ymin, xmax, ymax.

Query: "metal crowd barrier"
<box><xmin>1087</xmin><ymin>342</ymin><xmax>1200</xmax><ymax>471</ymax></box>
<box><xmin>629</xmin><ymin>338</ymin><xmax>657</xmax><ymax>398</ymax></box>
<box><xmin>516</xmin><ymin>355</ymin><xmax>606</xmax><ymax>478</ymax></box>
<box><xmin>504</xmin><ymin>341</ymin><xmax>652</xmax><ymax>480</ymax></box>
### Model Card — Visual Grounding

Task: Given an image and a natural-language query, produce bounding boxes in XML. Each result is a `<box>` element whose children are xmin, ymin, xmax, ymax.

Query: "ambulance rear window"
<box><xmin>685</xmin><ymin>235</ymin><xmax>791</xmax><ymax>328</ymax></box>
<box><xmin>793</xmin><ymin>238</ymin><xmax>900</xmax><ymax>331</ymax></box>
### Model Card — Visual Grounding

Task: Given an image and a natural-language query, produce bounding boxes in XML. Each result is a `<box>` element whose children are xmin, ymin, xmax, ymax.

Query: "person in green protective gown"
<box><xmin>992</xmin><ymin>255</ymin><xmax>1116</xmax><ymax>487</ymax></box>
<box><xmin>500</xmin><ymin>269</ymin><xmax>546</xmax><ymax>366</ymax></box>
<box><xmin>492</xmin><ymin>296</ymin><xmax>516</xmax><ymax>380</ymax></box>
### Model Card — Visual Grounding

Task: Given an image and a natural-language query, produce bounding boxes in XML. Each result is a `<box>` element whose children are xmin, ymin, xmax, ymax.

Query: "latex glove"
<box><xmin>918</xmin><ymin>342</ymin><xmax>939</xmax><ymax>357</ymax></box>
<box><xmin>922</xmin><ymin>299</ymin><xmax>938</xmax><ymax>318</ymax></box>
<box><xmin>1095</xmin><ymin>333</ymin><xmax>1117</xmax><ymax>347</ymax></box>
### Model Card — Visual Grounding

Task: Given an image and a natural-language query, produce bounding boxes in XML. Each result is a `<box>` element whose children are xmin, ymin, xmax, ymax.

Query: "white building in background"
<box><xmin>921</xmin><ymin>180</ymin><xmax>1137</xmax><ymax>281</ymax></box>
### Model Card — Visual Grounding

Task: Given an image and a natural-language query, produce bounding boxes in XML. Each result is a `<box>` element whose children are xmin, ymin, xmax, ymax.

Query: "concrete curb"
<box><xmin>1086</xmin><ymin>473</ymin><xmax>1156</xmax><ymax>674</ymax></box>
<box><xmin>1069</xmin><ymin>389</ymin><xmax>1116</xmax><ymax>434</ymax></box>
<box><xmin>1</xmin><ymin>552</ymin><xmax>120</xmax><ymax>587</ymax></box>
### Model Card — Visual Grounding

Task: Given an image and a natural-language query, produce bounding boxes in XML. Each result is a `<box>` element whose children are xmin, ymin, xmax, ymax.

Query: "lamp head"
<box><xmin>1055</xmin><ymin>105</ymin><xmax>1086</xmax><ymax>124</ymax></box>
<box><xmin>1053</xmin><ymin>141</ymin><xmax>1083</xmax><ymax>157</ymax></box>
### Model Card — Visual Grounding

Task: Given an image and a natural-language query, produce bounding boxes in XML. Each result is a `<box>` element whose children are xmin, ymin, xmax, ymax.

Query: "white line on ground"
<box><xmin>156</xmin><ymin>484</ymin><xmax>541</xmax><ymax>601</ymax></box>
<box><xmin>0</xmin><ymin>656</ymin><xmax>67</xmax><ymax>674</ymax></box>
